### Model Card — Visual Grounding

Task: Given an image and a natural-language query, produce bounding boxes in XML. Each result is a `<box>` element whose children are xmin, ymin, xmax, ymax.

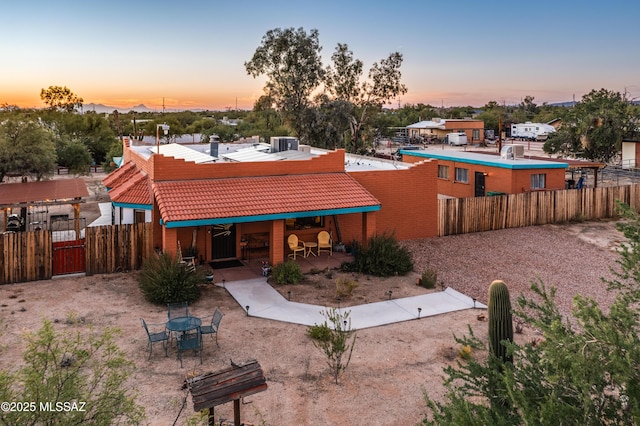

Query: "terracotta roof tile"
<box><xmin>108</xmin><ymin>171</ymin><xmax>151</xmax><ymax>206</ymax></box>
<box><xmin>102</xmin><ymin>162</ymin><xmax>137</xmax><ymax>190</ymax></box>
<box><xmin>153</xmin><ymin>173</ymin><xmax>380</xmax><ymax>224</ymax></box>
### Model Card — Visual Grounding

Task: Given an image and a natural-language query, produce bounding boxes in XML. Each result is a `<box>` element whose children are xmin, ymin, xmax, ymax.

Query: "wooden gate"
<box><xmin>52</xmin><ymin>239</ymin><xmax>86</xmax><ymax>275</ymax></box>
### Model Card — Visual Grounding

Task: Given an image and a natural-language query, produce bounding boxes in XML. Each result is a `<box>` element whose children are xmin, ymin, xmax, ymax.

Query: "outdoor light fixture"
<box><xmin>287</xmin><ymin>291</ymin><xmax>291</xmax><ymax>301</ymax></box>
<box><xmin>155</xmin><ymin>122</ymin><xmax>170</xmax><ymax>153</ymax></box>
<box><xmin>473</xmin><ymin>298</ymin><xmax>477</xmax><ymax>308</ymax></box>
<box><xmin>387</xmin><ymin>290</ymin><xmax>393</xmax><ymax>300</ymax></box>
<box><xmin>418</xmin><ymin>307</ymin><xmax>422</xmax><ymax>319</ymax></box>
<box><xmin>222</xmin><ymin>278</ymin><xmax>226</xmax><ymax>288</ymax></box>
<box><xmin>246</xmin><ymin>305</ymin><xmax>250</xmax><ymax>316</ymax></box>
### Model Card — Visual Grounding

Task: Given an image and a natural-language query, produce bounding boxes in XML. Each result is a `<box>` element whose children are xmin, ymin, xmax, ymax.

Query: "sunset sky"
<box><xmin>2</xmin><ymin>0</ymin><xmax>638</xmax><ymax>111</ymax></box>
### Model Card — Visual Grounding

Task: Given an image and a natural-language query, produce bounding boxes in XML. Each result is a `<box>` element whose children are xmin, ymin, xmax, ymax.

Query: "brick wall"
<box><xmin>343</xmin><ymin>160</ymin><xmax>438</xmax><ymax>241</ymax></box>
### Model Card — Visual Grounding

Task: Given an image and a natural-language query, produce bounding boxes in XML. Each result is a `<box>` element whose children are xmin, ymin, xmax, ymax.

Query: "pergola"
<box><xmin>0</xmin><ymin>178</ymin><xmax>89</xmax><ymax>234</ymax></box>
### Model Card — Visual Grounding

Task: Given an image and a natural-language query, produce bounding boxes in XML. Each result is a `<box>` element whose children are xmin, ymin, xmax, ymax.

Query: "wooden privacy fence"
<box><xmin>85</xmin><ymin>223</ymin><xmax>154</xmax><ymax>275</ymax></box>
<box><xmin>0</xmin><ymin>230</ymin><xmax>52</xmax><ymax>284</ymax></box>
<box><xmin>1</xmin><ymin>223</ymin><xmax>154</xmax><ymax>284</ymax></box>
<box><xmin>438</xmin><ymin>184</ymin><xmax>640</xmax><ymax>236</ymax></box>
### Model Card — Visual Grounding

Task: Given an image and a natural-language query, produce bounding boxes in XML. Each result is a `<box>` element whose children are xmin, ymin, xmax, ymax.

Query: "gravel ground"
<box><xmin>403</xmin><ymin>219</ymin><xmax>625</xmax><ymax>321</ymax></box>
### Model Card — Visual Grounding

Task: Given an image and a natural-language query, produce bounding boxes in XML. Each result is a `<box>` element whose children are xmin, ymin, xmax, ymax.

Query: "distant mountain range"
<box><xmin>82</xmin><ymin>103</ymin><xmax>156</xmax><ymax>114</ymax></box>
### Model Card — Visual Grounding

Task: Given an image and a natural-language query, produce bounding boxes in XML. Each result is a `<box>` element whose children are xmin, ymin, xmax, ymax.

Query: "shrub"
<box><xmin>335</xmin><ymin>278</ymin><xmax>358</xmax><ymax>298</ymax></box>
<box><xmin>0</xmin><ymin>320</ymin><xmax>145</xmax><ymax>425</ymax></box>
<box><xmin>270</xmin><ymin>260</ymin><xmax>303</xmax><ymax>285</ymax></box>
<box><xmin>139</xmin><ymin>252</ymin><xmax>201</xmax><ymax>305</ymax></box>
<box><xmin>352</xmin><ymin>233</ymin><xmax>413</xmax><ymax>277</ymax></box>
<box><xmin>307</xmin><ymin>323</ymin><xmax>332</xmax><ymax>342</ymax></box>
<box><xmin>420</xmin><ymin>268</ymin><xmax>438</xmax><ymax>289</ymax></box>
<box><xmin>311</xmin><ymin>308</ymin><xmax>356</xmax><ymax>384</ymax></box>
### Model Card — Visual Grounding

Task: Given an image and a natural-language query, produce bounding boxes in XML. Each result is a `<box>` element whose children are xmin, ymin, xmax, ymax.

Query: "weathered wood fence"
<box><xmin>438</xmin><ymin>184</ymin><xmax>640</xmax><ymax>236</ymax></box>
<box><xmin>1</xmin><ymin>223</ymin><xmax>153</xmax><ymax>284</ymax></box>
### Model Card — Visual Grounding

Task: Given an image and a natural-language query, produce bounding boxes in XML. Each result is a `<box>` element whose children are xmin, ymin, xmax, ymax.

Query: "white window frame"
<box><xmin>438</xmin><ymin>165</ymin><xmax>449</xmax><ymax>179</ymax></box>
<box><xmin>455</xmin><ymin>167</ymin><xmax>468</xmax><ymax>183</ymax></box>
<box><xmin>531</xmin><ymin>173</ymin><xmax>546</xmax><ymax>189</ymax></box>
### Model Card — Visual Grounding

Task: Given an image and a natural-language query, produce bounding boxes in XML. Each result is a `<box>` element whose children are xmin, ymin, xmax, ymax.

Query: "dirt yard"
<box><xmin>0</xmin><ymin>215</ymin><xmax>627</xmax><ymax>425</ymax></box>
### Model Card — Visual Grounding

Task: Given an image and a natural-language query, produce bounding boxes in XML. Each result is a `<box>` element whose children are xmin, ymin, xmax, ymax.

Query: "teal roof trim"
<box><xmin>162</xmin><ymin>205</ymin><xmax>380</xmax><ymax>229</ymax></box>
<box><xmin>400</xmin><ymin>150</ymin><xmax>568</xmax><ymax>170</ymax></box>
<box><xmin>113</xmin><ymin>202</ymin><xmax>152</xmax><ymax>210</ymax></box>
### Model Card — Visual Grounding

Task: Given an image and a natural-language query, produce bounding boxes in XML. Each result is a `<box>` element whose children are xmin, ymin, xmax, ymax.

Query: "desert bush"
<box><xmin>139</xmin><ymin>252</ymin><xmax>201</xmax><ymax>304</ymax></box>
<box><xmin>311</xmin><ymin>308</ymin><xmax>356</xmax><ymax>384</ymax></box>
<box><xmin>307</xmin><ymin>323</ymin><xmax>332</xmax><ymax>342</ymax></box>
<box><xmin>351</xmin><ymin>233</ymin><xmax>413</xmax><ymax>277</ymax></box>
<box><xmin>420</xmin><ymin>268</ymin><xmax>438</xmax><ymax>289</ymax></box>
<box><xmin>335</xmin><ymin>277</ymin><xmax>359</xmax><ymax>298</ymax></box>
<box><xmin>270</xmin><ymin>260</ymin><xmax>303</xmax><ymax>285</ymax></box>
<box><xmin>0</xmin><ymin>320</ymin><xmax>145</xmax><ymax>425</ymax></box>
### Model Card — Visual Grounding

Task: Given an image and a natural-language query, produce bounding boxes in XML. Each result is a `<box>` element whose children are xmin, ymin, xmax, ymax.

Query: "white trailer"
<box><xmin>510</xmin><ymin>122</ymin><xmax>556</xmax><ymax>141</ymax></box>
<box><xmin>445</xmin><ymin>132</ymin><xmax>468</xmax><ymax>146</ymax></box>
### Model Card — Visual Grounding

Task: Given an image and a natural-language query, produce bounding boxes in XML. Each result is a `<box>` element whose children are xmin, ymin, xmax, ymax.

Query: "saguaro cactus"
<box><xmin>488</xmin><ymin>280</ymin><xmax>514</xmax><ymax>363</ymax></box>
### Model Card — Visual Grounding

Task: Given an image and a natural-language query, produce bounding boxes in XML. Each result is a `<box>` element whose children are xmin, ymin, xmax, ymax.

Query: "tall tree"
<box><xmin>0</xmin><ymin>114</ymin><xmax>56</xmax><ymax>182</ymax></box>
<box><xmin>245</xmin><ymin>28</ymin><xmax>325</xmax><ymax>141</ymax></box>
<box><xmin>544</xmin><ymin>88</ymin><xmax>638</xmax><ymax>162</ymax></box>
<box><xmin>40</xmin><ymin>85</ymin><xmax>84</xmax><ymax>113</ymax></box>
<box><xmin>325</xmin><ymin>44</ymin><xmax>407</xmax><ymax>153</ymax></box>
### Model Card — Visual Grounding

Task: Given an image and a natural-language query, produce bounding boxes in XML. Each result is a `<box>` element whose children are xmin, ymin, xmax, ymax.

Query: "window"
<box><xmin>285</xmin><ymin>216</ymin><xmax>324</xmax><ymax>230</ymax></box>
<box><xmin>531</xmin><ymin>173</ymin><xmax>546</xmax><ymax>189</ymax></box>
<box><xmin>472</xmin><ymin>129</ymin><xmax>480</xmax><ymax>141</ymax></box>
<box><xmin>438</xmin><ymin>165</ymin><xmax>449</xmax><ymax>179</ymax></box>
<box><xmin>455</xmin><ymin>167</ymin><xmax>468</xmax><ymax>183</ymax></box>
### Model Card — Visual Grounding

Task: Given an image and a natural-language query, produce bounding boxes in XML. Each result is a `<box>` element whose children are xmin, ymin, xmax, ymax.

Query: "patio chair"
<box><xmin>167</xmin><ymin>302</ymin><xmax>189</xmax><ymax>320</ymax></box>
<box><xmin>177</xmin><ymin>327</ymin><xmax>202</xmax><ymax>367</ymax></box>
<box><xmin>140</xmin><ymin>318</ymin><xmax>169</xmax><ymax>360</ymax></box>
<box><xmin>200</xmin><ymin>308</ymin><xmax>224</xmax><ymax>347</ymax></box>
<box><xmin>317</xmin><ymin>231</ymin><xmax>332</xmax><ymax>256</ymax></box>
<box><xmin>287</xmin><ymin>234</ymin><xmax>306</xmax><ymax>259</ymax></box>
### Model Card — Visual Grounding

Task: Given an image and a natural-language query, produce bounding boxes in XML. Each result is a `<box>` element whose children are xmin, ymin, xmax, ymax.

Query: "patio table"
<box><xmin>166</xmin><ymin>316</ymin><xmax>202</xmax><ymax>333</ymax></box>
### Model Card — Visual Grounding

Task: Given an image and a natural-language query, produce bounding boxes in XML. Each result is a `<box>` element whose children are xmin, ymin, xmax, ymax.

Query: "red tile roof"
<box><xmin>0</xmin><ymin>178</ymin><xmax>89</xmax><ymax>207</ymax></box>
<box><xmin>153</xmin><ymin>173</ymin><xmax>380</xmax><ymax>224</ymax></box>
<box><xmin>102</xmin><ymin>162</ymin><xmax>137</xmax><ymax>189</ymax></box>
<box><xmin>108</xmin><ymin>170</ymin><xmax>151</xmax><ymax>206</ymax></box>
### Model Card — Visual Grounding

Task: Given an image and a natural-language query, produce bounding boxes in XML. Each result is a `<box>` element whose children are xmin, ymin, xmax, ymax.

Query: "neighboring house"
<box><xmin>621</xmin><ymin>137</ymin><xmax>640</xmax><ymax>169</ymax></box>
<box><xmin>103</xmin><ymin>137</ymin><xmax>438</xmax><ymax>265</ymax></box>
<box><xmin>400</xmin><ymin>149</ymin><xmax>568</xmax><ymax>198</ymax></box>
<box><xmin>406</xmin><ymin>118</ymin><xmax>485</xmax><ymax>144</ymax></box>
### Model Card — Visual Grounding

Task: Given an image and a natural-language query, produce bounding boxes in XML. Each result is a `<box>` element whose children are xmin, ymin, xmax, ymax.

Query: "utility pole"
<box><xmin>498</xmin><ymin>116</ymin><xmax>503</xmax><ymax>153</ymax></box>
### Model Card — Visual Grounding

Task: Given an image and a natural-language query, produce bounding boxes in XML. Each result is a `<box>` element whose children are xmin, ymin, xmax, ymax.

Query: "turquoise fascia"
<box><xmin>400</xmin><ymin>150</ymin><xmax>568</xmax><ymax>170</ymax></box>
<box><xmin>113</xmin><ymin>202</ymin><xmax>152</xmax><ymax>211</ymax></box>
<box><xmin>161</xmin><ymin>205</ymin><xmax>381</xmax><ymax>229</ymax></box>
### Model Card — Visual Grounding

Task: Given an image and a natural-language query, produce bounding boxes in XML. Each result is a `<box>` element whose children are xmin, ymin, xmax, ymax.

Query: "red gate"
<box><xmin>53</xmin><ymin>239</ymin><xmax>85</xmax><ymax>275</ymax></box>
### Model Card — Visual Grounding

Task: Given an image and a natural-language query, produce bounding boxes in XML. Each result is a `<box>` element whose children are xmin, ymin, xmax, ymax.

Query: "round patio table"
<box><xmin>166</xmin><ymin>316</ymin><xmax>202</xmax><ymax>333</ymax></box>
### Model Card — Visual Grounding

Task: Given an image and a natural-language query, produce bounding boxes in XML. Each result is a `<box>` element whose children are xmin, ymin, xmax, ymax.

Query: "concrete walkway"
<box><xmin>222</xmin><ymin>278</ymin><xmax>486</xmax><ymax>330</ymax></box>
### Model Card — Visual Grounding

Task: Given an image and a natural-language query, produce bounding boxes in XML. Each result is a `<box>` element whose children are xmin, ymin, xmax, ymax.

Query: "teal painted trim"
<box><xmin>113</xmin><ymin>202</ymin><xmax>152</xmax><ymax>210</ymax></box>
<box><xmin>163</xmin><ymin>205</ymin><xmax>381</xmax><ymax>229</ymax></box>
<box><xmin>400</xmin><ymin>150</ymin><xmax>568</xmax><ymax>170</ymax></box>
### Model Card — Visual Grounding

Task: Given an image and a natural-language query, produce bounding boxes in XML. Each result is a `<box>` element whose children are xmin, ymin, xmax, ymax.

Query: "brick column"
<box><xmin>270</xmin><ymin>220</ymin><xmax>285</xmax><ymax>265</ymax></box>
<box><xmin>361</xmin><ymin>211</ymin><xmax>377</xmax><ymax>245</ymax></box>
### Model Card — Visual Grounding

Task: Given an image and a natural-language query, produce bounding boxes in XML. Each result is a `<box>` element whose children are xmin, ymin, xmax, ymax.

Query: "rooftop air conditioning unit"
<box><xmin>270</xmin><ymin>137</ymin><xmax>298</xmax><ymax>153</ymax></box>
<box><xmin>500</xmin><ymin>144</ymin><xmax>524</xmax><ymax>160</ymax></box>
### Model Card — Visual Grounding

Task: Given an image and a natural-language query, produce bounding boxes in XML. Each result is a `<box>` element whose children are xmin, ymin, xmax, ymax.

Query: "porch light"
<box><xmin>418</xmin><ymin>307</ymin><xmax>422</xmax><ymax>319</ymax></box>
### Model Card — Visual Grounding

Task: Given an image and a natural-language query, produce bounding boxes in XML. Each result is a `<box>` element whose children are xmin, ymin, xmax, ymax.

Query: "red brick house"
<box><xmin>104</xmin><ymin>140</ymin><xmax>438</xmax><ymax>265</ymax></box>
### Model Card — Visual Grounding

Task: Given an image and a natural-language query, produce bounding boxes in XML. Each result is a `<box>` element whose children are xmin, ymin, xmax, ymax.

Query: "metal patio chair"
<box><xmin>177</xmin><ymin>327</ymin><xmax>203</xmax><ymax>367</ymax></box>
<box><xmin>287</xmin><ymin>234</ymin><xmax>306</xmax><ymax>259</ymax></box>
<box><xmin>200</xmin><ymin>308</ymin><xmax>224</xmax><ymax>347</ymax></box>
<box><xmin>140</xmin><ymin>318</ymin><xmax>169</xmax><ymax>360</ymax></box>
